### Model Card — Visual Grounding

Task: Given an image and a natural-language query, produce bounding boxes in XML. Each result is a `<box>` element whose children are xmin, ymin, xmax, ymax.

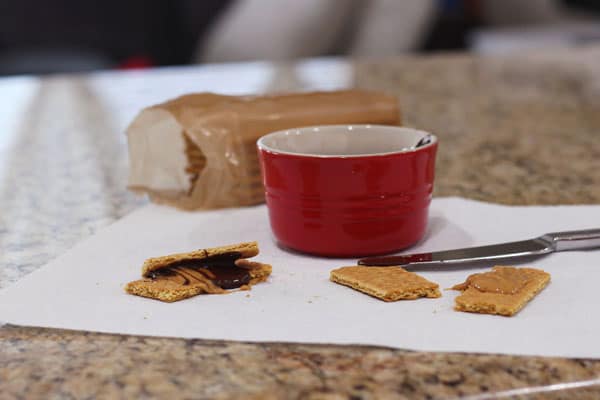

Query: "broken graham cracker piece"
<box><xmin>126</xmin><ymin>242</ymin><xmax>271</xmax><ymax>302</ymax></box>
<box><xmin>451</xmin><ymin>266</ymin><xmax>550</xmax><ymax>317</ymax></box>
<box><xmin>330</xmin><ymin>266</ymin><xmax>441</xmax><ymax>302</ymax></box>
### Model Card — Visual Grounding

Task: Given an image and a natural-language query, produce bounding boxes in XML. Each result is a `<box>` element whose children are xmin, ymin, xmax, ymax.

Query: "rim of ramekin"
<box><xmin>256</xmin><ymin>124</ymin><xmax>437</xmax><ymax>158</ymax></box>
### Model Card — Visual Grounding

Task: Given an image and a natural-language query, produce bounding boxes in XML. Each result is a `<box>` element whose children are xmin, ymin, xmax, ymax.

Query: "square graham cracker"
<box><xmin>330</xmin><ymin>266</ymin><xmax>441</xmax><ymax>302</ymax></box>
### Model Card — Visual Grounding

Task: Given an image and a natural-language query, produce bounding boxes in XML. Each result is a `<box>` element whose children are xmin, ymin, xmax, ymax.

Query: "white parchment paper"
<box><xmin>1</xmin><ymin>198</ymin><xmax>599</xmax><ymax>358</ymax></box>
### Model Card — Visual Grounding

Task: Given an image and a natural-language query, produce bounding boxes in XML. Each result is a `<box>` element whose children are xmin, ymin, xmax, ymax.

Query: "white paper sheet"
<box><xmin>1</xmin><ymin>198</ymin><xmax>599</xmax><ymax>358</ymax></box>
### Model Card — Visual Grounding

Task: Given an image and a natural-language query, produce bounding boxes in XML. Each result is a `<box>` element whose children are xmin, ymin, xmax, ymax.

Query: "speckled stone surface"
<box><xmin>2</xmin><ymin>47</ymin><xmax>600</xmax><ymax>399</ymax></box>
<box><xmin>0</xmin><ymin>78</ymin><xmax>143</xmax><ymax>289</ymax></box>
<box><xmin>356</xmin><ymin>47</ymin><xmax>600</xmax><ymax>206</ymax></box>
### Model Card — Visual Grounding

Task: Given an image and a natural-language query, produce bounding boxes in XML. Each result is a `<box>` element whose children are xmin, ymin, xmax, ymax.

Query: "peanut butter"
<box><xmin>451</xmin><ymin>266</ymin><xmax>532</xmax><ymax>294</ymax></box>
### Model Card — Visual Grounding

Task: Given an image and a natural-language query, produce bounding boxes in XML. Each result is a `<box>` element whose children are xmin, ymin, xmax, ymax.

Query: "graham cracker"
<box><xmin>126</xmin><ymin>242</ymin><xmax>270</xmax><ymax>302</ymax></box>
<box><xmin>126</xmin><ymin>262</ymin><xmax>271</xmax><ymax>302</ymax></box>
<box><xmin>451</xmin><ymin>266</ymin><xmax>550</xmax><ymax>317</ymax></box>
<box><xmin>330</xmin><ymin>266</ymin><xmax>441</xmax><ymax>302</ymax></box>
<box><xmin>141</xmin><ymin>241</ymin><xmax>259</xmax><ymax>277</ymax></box>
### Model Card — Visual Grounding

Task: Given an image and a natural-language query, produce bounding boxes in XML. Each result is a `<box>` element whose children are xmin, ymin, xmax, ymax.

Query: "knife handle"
<box><xmin>541</xmin><ymin>229</ymin><xmax>600</xmax><ymax>251</ymax></box>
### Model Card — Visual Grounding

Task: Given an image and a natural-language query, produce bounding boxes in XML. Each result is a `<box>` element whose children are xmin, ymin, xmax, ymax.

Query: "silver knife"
<box><xmin>358</xmin><ymin>229</ymin><xmax>600</xmax><ymax>268</ymax></box>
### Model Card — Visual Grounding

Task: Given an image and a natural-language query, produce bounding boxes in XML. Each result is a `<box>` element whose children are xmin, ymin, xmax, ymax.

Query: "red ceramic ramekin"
<box><xmin>257</xmin><ymin>125</ymin><xmax>437</xmax><ymax>257</ymax></box>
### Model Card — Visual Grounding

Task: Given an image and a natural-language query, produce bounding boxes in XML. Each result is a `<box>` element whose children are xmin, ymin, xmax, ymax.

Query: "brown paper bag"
<box><xmin>126</xmin><ymin>90</ymin><xmax>401</xmax><ymax>210</ymax></box>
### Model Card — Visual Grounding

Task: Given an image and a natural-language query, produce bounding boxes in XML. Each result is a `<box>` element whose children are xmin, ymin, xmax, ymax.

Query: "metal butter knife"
<box><xmin>358</xmin><ymin>229</ymin><xmax>600</xmax><ymax>268</ymax></box>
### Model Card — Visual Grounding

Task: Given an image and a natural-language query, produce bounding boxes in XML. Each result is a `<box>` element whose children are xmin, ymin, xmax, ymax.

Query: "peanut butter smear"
<box><xmin>150</xmin><ymin>266</ymin><xmax>214</xmax><ymax>285</ymax></box>
<box><xmin>451</xmin><ymin>266</ymin><xmax>533</xmax><ymax>295</ymax></box>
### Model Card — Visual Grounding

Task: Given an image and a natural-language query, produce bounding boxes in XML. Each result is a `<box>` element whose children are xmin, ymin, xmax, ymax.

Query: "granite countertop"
<box><xmin>1</xmin><ymin>47</ymin><xmax>600</xmax><ymax>399</ymax></box>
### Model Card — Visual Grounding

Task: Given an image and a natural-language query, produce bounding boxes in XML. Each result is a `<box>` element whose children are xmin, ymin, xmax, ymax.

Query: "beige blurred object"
<box><xmin>199</xmin><ymin>0</ymin><xmax>357</xmax><ymax>62</ymax></box>
<box><xmin>473</xmin><ymin>0</ymin><xmax>599</xmax><ymax>54</ymax></box>
<box><xmin>198</xmin><ymin>0</ymin><xmax>435</xmax><ymax>62</ymax></box>
<box><xmin>126</xmin><ymin>90</ymin><xmax>401</xmax><ymax>210</ymax></box>
<box><xmin>350</xmin><ymin>0</ymin><xmax>436</xmax><ymax>56</ymax></box>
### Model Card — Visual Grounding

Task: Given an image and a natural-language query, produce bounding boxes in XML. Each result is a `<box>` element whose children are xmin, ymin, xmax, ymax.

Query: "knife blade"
<box><xmin>358</xmin><ymin>228</ymin><xmax>600</xmax><ymax>268</ymax></box>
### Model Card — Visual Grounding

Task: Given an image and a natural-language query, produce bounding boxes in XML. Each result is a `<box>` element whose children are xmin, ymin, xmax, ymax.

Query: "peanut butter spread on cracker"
<box><xmin>451</xmin><ymin>266</ymin><xmax>533</xmax><ymax>295</ymax></box>
<box><xmin>451</xmin><ymin>266</ymin><xmax>550</xmax><ymax>317</ymax></box>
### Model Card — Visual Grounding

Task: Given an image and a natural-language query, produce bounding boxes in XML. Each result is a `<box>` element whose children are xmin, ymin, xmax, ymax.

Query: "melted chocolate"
<box><xmin>149</xmin><ymin>252</ymin><xmax>251</xmax><ymax>289</ymax></box>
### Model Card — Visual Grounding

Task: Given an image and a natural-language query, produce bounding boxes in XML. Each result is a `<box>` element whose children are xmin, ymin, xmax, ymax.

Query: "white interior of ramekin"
<box><xmin>257</xmin><ymin>125</ymin><xmax>436</xmax><ymax>157</ymax></box>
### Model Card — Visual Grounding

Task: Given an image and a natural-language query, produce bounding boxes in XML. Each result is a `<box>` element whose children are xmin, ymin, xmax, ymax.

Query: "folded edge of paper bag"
<box><xmin>127</xmin><ymin>108</ymin><xmax>190</xmax><ymax>197</ymax></box>
<box><xmin>126</xmin><ymin>90</ymin><xmax>401</xmax><ymax>210</ymax></box>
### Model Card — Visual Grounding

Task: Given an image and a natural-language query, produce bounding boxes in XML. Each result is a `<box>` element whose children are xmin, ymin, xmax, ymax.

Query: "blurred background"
<box><xmin>1</xmin><ymin>0</ymin><xmax>599</xmax><ymax>76</ymax></box>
